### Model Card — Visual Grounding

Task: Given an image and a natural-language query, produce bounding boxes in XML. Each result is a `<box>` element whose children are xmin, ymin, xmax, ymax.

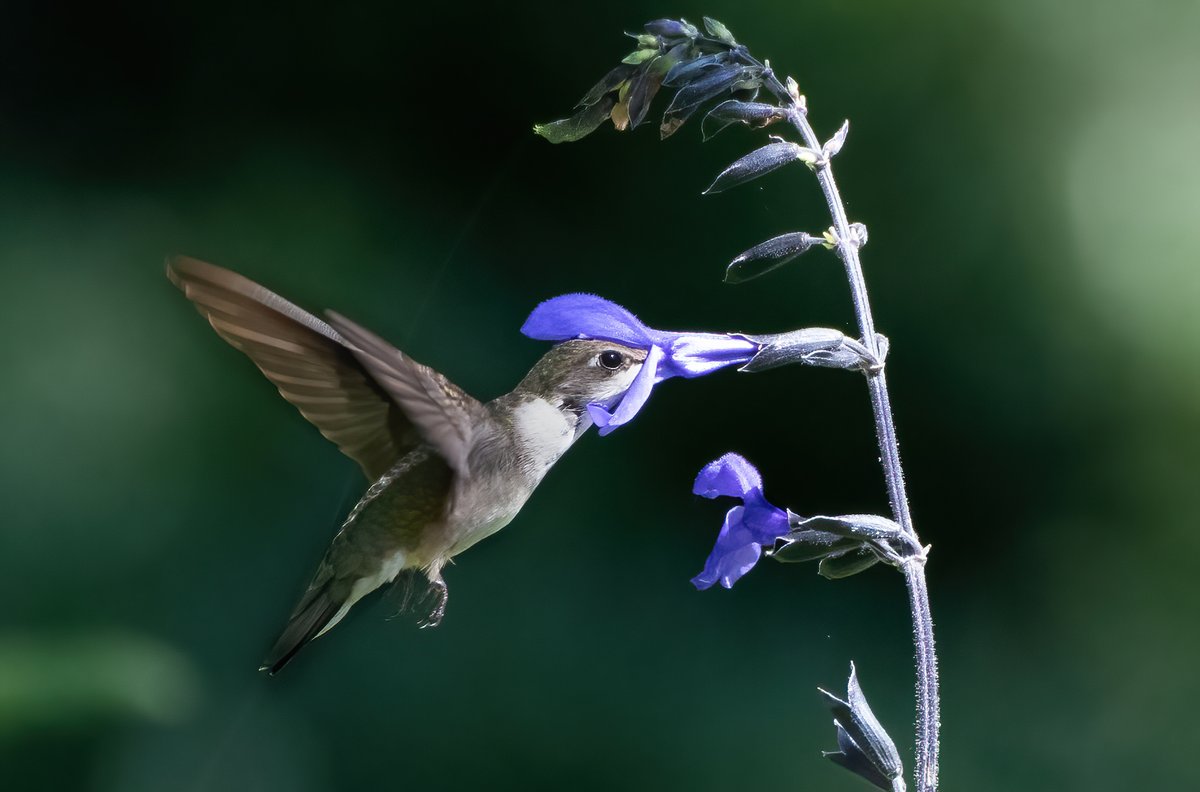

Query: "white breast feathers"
<box><xmin>511</xmin><ymin>398</ymin><xmax>576</xmax><ymax>478</ymax></box>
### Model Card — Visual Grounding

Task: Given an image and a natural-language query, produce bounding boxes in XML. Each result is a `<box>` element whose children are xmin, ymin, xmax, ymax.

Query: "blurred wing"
<box><xmin>326</xmin><ymin>312</ymin><xmax>483</xmax><ymax>477</ymax></box>
<box><xmin>167</xmin><ymin>255</ymin><xmax>419</xmax><ymax>481</ymax></box>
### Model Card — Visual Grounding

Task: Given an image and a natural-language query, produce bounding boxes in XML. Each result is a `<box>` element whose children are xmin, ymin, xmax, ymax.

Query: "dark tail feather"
<box><xmin>259</xmin><ymin>587</ymin><xmax>341</xmax><ymax>675</ymax></box>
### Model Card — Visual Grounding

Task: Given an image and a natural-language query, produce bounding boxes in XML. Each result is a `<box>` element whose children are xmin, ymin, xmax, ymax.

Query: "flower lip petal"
<box><xmin>714</xmin><ymin>542</ymin><xmax>762</xmax><ymax>589</ymax></box>
<box><xmin>587</xmin><ymin>344</ymin><xmax>663</xmax><ymax>435</ymax></box>
<box><xmin>691</xmin><ymin>506</ymin><xmax>761</xmax><ymax>590</ymax></box>
<box><xmin>522</xmin><ymin>295</ymin><xmax>761</xmax><ymax>436</ymax></box>
<box><xmin>693</xmin><ymin>452</ymin><xmax>764</xmax><ymax>500</ymax></box>
<box><xmin>522</xmin><ymin>294</ymin><xmax>759</xmax><ymax>382</ymax></box>
<box><xmin>521</xmin><ymin>293</ymin><xmax>657</xmax><ymax>347</ymax></box>
<box><xmin>585</xmin><ymin>402</ymin><xmax>617</xmax><ymax>433</ymax></box>
<box><xmin>691</xmin><ymin>454</ymin><xmax>791</xmax><ymax>590</ymax></box>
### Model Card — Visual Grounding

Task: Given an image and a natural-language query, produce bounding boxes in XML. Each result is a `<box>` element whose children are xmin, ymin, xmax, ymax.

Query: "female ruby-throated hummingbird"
<box><xmin>168</xmin><ymin>257</ymin><xmax>646</xmax><ymax>674</ymax></box>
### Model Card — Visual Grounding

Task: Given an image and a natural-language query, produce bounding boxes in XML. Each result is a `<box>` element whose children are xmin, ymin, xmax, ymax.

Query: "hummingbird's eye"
<box><xmin>598</xmin><ymin>350</ymin><xmax>624</xmax><ymax>370</ymax></box>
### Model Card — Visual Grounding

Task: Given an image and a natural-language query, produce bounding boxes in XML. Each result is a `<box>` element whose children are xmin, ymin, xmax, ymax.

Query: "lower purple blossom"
<box><xmin>691</xmin><ymin>453</ymin><xmax>790</xmax><ymax>590</ymax></box>
<box><xmin>522</xmin><ymin>294</ymin><xmax>759</xmax><ymax>434</ymax></box>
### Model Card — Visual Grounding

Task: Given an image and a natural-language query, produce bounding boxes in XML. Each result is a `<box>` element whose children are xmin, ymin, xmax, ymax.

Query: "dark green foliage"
<box><xmin>533</xmin><ymin>17</ymin><xmax>766</xmax><ymax>143</ymax></box>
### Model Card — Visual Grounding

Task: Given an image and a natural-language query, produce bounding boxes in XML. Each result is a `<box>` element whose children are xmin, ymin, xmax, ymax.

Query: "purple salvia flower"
<box><xmin>691</xmin><ymin>453</ymin><xmax>790</xmax><ymax>590</ymax></box>
<box><xmin>521</xmin><ymin>294</ymin><xmax>759</xmax><ymax>434</ymax></box>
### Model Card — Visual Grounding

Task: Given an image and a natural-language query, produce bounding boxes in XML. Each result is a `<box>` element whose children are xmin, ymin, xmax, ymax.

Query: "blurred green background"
<box><xmin>2</xmin><ymin>1</ymin><xmax>1198</xmax><ymax>789</ymax></box>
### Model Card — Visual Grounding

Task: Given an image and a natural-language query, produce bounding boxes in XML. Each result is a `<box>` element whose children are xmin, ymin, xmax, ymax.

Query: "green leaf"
<box><xmin>770</xmin><ymin>531</ymin><xmax>859</xmax><ymax>563</ymax></box>
<box><xmin>818</xmin><ymin>549</ymin><xmax>880</xmax><ymax>579</ymax></box>
<box><xmin>703</xmin><ymin>17</ymin><xmax>737</xmax><ymax>45</ymax></box>
<box><xmin>577</xmin><ymin>64</ymin><xmax>636</xmax><ymax>107</ymax></box>
<box><xmin>533</xmin><ymin>96</ymin><xmax>617</xmax><ymax>144</ymax></box>
<box><xmin>622</xmin><ymin>48</ymin><xmax>658</xmax><ymax>65</ymax></box>
<box><xmin>625</xmin><ymin>44</ymin><xmax>686</xmax><ymax>130</ymax></box>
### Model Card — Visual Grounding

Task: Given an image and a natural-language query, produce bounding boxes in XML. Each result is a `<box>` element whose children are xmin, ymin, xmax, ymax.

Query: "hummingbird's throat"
<box><xmin>511</xmin><ymin>397</ymin><xmax>580</xmax><ymax>475</ymax></box>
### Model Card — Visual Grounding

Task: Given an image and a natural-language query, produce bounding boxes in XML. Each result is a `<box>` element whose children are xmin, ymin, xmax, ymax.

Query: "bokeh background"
<box><xmin>3</xmin><ymin>1</ymin><xmax>1198</xmax><ymax>789</ymax></box>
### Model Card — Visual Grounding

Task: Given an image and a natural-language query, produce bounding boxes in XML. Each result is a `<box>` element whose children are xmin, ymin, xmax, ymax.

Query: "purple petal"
<box><xmin>742</xmin><ymin>500</ymin><xmax>791</xmax><ymax>545</ymax></box>
<box><xmin>693</xmin><ymin>452</ymin><xmax>764</xmax><ymax>500</ymax></box>
<box><xmin>585</xmin><ymin>402</ymin><xmax>616</xmax><ymax>433</ymax></box>
<box><xmin>521</xmin><ymin>293</ymin><xmax>656</xmax><ymax>347</ymax></box>
<box><xmin>691</xmin><ymin>506</ymin><xmax>764</xmax><ymax>590</ymax></box>
<box><xmin>586</xmin><ymin>344</ymin><xmax>663</xmax><ymax>435</ymax></box>
<box><xmin>692</xmin><ymin>454</ymin><xmax>791</xmax><ymax>590</ymax></box>
<box><xmin>659</xmin><ymin>334</ymin><xmax>759</xmax><ymax>379</ymax></box>
<box><xmin>521</xmin><ymin>294</ymin><xmax>762</xmax><ymax>383</ymax></box>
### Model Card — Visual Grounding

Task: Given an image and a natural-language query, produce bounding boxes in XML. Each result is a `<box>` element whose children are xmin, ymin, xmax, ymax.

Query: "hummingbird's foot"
<box><xmin>419</xmin><ymin>576</ymin><xmax>448</xmax><ymax>629</ymax></box>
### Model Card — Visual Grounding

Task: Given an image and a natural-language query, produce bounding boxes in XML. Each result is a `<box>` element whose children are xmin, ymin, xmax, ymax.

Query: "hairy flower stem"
<box><xmin>905</xmin><ymin>563</ymin><xmax>939</xmax><ymax>792</ymax></box>
<box><xmin>752</xmin><ymin>60</ymin><xmax>941</xmax><ymax>790</ymax></box>
<box><xmin>794</xmin><ymin>107</ymin><xmax>940</xmax><ymax>792</ymax></box>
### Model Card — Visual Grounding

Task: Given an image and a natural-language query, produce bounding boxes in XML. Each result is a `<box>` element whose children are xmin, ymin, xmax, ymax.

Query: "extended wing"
<box><xmin>167</xmin><ymin>256</ymin><xmax>481</xmax><ymax>480</ymax></box>
<box><xmin>326</xmin><ymin>312</ymin><xmax>483</xmax><ymax>477</ymax></box>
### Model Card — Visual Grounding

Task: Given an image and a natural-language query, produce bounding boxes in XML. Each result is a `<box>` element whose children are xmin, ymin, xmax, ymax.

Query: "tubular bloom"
<box><xmin>691</xmin><ymin>452</ymin><xmax>790</xmax><ymax>590</ymax></box>
<box><xmin>521</xmin><ymin>293</ymin><xmax>758</xmax><ymax>434</ymax></box>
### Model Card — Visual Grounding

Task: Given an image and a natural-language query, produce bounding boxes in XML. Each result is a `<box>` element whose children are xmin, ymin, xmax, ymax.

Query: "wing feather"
<box><xmin>325</xmin><ymin>312</ymin><xmax>483</xmax><ymax>477</ymax></box>
<box><xmin>167</xmin><ymin>256</ymin><xmax>420</xmax><ymax>480</ymax></box>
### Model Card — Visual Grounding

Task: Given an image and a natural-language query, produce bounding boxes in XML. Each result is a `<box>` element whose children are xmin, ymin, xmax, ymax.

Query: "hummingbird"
<box><xmin>167</xmin><ymin>256</ymin><xmax>646</xmax><ymax>674</ymax></box>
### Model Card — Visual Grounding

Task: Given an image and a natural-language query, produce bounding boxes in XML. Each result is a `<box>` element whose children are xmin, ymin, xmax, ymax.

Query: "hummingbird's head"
<box><xmin>517</xmin><ymin>339</ymin><xmax>647</xmax><ymax>412</ymax></box>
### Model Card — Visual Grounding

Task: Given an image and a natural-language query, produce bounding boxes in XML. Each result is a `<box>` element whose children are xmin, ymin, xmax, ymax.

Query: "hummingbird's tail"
<box><xmin>259</xmin><ymin>585</ymin><xmax>342</xmax><ymax>675</ymax></box>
